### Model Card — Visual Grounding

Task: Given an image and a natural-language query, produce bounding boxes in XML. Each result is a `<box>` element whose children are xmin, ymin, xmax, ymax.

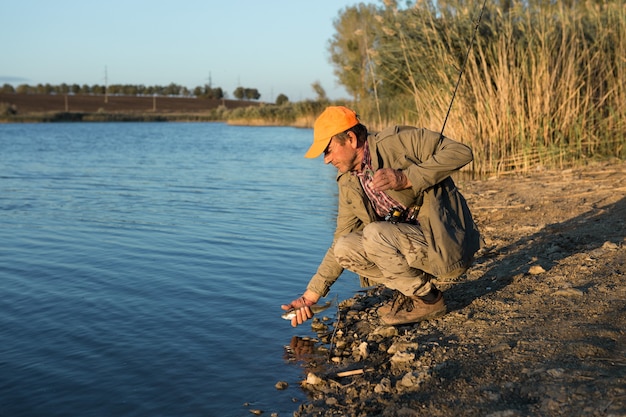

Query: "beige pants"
<box><xmin>334</xmin><ymin>221</ymin><xmax>434</xmax><ymax>297</ymax></box>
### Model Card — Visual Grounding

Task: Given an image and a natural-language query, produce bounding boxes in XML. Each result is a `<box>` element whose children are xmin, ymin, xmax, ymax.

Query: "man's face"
<box><xmin>322</xmin><ymin>133</ymin><xmax>361</xmax><ymax>174</ymax></box>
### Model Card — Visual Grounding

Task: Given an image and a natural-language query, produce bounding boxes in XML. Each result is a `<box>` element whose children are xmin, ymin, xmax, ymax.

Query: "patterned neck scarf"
<box><xmin>355</xmin><ymin>142</ymin><xmax>405</xmax><ymax>218</ymax></box>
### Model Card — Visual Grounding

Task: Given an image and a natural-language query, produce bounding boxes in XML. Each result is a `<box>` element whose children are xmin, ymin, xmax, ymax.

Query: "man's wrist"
<box><xmin>302</xmin><ymin>289</ymin><xmax>321</xmax><ymax>305</ymax></box>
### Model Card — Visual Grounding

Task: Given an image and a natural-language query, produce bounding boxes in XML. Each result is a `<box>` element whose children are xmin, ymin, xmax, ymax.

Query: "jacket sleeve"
<box><xmin>305</xmin><ymin>246</ymin><xmax>343</xmax><ymax>297</ymax></box>
<box><xmin>376</xmin><ymin>127</ymin><xmax>473</xmax><ymax>194</ymax></box>
<box><xmin>305</xmin><ymin>172</ymin><xmax>375</xmax><ymax>297</ymax></box>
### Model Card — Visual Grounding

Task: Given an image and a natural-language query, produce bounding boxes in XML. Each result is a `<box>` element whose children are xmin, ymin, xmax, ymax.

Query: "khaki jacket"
<box><xmin>306</xmin><ymin>126</ymin><xmax>482</xmax><ymax>296</ymax></box>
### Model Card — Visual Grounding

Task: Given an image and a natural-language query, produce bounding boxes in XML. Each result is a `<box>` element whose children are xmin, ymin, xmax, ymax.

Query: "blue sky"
<box><xmin>0</xmin><ymin>1</ymin><xmax>364</xmax><ymax>101</ymax></box>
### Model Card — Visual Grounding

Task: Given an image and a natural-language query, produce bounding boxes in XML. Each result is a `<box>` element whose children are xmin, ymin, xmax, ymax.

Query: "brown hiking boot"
<box><xmin>380</xmin><ymin>291</ymin><xmax>446</xmax><ymax>326</ymax></box>
<box><xmin>377</xmin><ymin>290</ymin><xmax>402</xmax><ymax>316</ymax></box>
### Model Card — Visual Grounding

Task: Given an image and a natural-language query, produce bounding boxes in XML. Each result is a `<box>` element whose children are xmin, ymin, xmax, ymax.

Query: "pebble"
<box><xmin>400</xmin><ymin>371</ymin><xmax>422</xmax><ymax>388</ymax></box>
<box><xmin>372</xmin><ymin>326</ymin><xmax>399</xmax><ymax>338</ymax></box>
<box><xmin>310</xmin><ymin>321</ymin><xmax>328</xmax><ymax>332</ymax></box>
<box><xmin>547</xmin><ymin>368</ymin><xmax>565</xmax><ymax>378</ymax></box>
<box><xmin>374</xmin><ymin>377</ymin><xmax>392</xmax><ymax>393</ymax></box>
<box><xmin>552</xmin><ymin>288</ymin><xmax>584</xmax><ymax>297</ymax></box>
<box><xmin>602</xmin><ymin>241</ymin><xmax>619</xmax><ymax>250</ymax></box>
<box><xmin>306</xmin><ymin>373</ymin><xmax>323</xmax><ymax>385</ymax></box>
<box><xmin>488</xmin><ymin>343</ymin><xmax>511</xmax><ymax>353</ymax></box>
<box><xmin>335</xmin><ymin>340</ymin><xmax>347</xmax><ymax>349</ymax></box>
<box><xmin>358</xmin><ymin>341</ymin><xmax>369</xmax><ymax>359</ymax></box>
<box><xmin>529</xmin><ymin>265</ymin><xmax>546</xmax><ymax>275</ymax></box>
<box><xmin>390</xmin><ymin>351</ymin><xmax>415</xmax><ymax>363</ymax></box>
<box><xmin>275</xmin><ymin>381</ymin><xmax>288</xmax><ymax>390</ymax></box>
<box><xmin>387</xmin><ymin>341</ymin><xmax>419</xmax><ymax>354</ymax></box>
<box><xmin>486</xmin><ymin>410</ymin><xmax>522</xmax><ymax>417</ymax></box>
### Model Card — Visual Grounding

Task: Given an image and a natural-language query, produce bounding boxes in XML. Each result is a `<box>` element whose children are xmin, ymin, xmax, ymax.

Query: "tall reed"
<box><xmin>361</xmin><ymin>0</ymin><xmax>625</xmax><ymax>174</ymax></box>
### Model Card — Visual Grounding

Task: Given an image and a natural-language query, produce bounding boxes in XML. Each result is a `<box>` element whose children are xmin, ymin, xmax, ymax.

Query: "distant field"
<box><xmin>0</xmin><ymin>93</ymin><xmax>258</xmax><ymax>114</ymax></box>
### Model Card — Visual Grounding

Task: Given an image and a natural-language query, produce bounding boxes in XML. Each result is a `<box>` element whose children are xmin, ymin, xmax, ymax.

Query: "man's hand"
<box><xmin>281</xmin><ymin>290</ymin><xmax>320</xmax><ymax>327</ymax></box>
<box><xmin>372</xmin><ymin>168</ymin><xmax>412</xmax><ymax>192</ymax></box>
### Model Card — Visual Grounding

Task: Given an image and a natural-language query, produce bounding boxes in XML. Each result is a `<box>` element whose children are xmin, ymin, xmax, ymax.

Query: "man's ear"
<box><xmin>347</xmin><ymin>131</ymin><xmax>359</xmax><ymax>149</ymax></box>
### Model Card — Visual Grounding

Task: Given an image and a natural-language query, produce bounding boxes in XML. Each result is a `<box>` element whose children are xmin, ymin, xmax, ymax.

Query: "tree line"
<box><xmin>0</xmin><ymin>82</ymin><xmax>267</xmax><ymax>102</ymax></box>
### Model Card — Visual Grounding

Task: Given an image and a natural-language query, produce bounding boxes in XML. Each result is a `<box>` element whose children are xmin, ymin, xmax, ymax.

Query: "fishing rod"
<box><xmin>439</xmin><ymin>0</ymin><xmax>488</xmax><ymax>140</ymax></box>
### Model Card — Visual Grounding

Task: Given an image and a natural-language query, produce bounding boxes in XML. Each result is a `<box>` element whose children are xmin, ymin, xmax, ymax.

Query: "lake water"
<box><xmin>0</xmin><ymin>122</ymin><xmax>360</xmax><ymax>417</ymax></box>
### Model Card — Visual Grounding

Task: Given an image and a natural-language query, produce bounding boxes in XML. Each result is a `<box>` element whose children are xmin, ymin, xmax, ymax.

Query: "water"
<box><xmin>0</xmin><ymin>122</ymin><xmax>360</xmax><ymax>417</ymax></box>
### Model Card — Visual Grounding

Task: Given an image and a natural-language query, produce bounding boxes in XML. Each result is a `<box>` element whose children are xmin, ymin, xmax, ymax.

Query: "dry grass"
<box><xmin>355</xmin><ymin>0</ymin><xmax>625</xmax><ymax>174</ymax></box>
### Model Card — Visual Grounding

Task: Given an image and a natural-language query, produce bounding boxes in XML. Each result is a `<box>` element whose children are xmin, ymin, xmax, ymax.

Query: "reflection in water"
<box><xmin>284</xmin><ymin>336</ymin><xmax>317</xmax><ymax>362</ymax></box>
<box><xmin>284</xmin><ymin>335</ymin><xmax>332</xmax><ymax>377</ymax></box>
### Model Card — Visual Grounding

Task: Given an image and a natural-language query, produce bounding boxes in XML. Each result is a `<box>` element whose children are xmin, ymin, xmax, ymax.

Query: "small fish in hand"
<box><xmin>281</xmin><ymin>295</ymin><xmax>337</xmax><ymax>320</ymax></box>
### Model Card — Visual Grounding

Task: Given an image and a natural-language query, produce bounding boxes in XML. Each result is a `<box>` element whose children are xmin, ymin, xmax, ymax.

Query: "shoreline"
<box><xmin>288</xmin><ymin>161</ymin><xmax>626</xmax><ymax>417</ymax></box>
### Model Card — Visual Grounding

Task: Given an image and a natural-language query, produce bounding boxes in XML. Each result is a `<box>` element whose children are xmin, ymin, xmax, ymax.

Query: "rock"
<box><xmin>306</xmin><ymin>373</ymin><xmax>323</xmax><ymax>385</ymax></box>
<box><xmin>358</xmin><ymin>341</ymin><xmax>369</xmax><ymax>359</ymax></box>
<box><xmin>346</xmin><ymin>310</ymin><xmax>361</xmax><ymax>320</ymax></box>
<box><xmin>374</xmin><ymin>377</ymin><xmax>392</xmax><ymax>393</ymax></box>
<box><xmin>351</xmin><ymin>302</ymin><xmax>367</xmax><ymax>311</ymax></box>
<box><xmin>547</xmin><ymin>368</ymin><xmax>565</xmax><ymax>378</ymax></box>
<box><xmin>486</xmin><ymin>411</ymin><xmax>522</xmax><ymax>417</ymax></box>
<box><xmin>275</xmin><ymin>381</ymin><xmax>288</xmax><ymax>390</ymax></box>
<box><xmin>390</xmin><ymin>351</ymin><xmax>415</xmax><ymax>363</ymax></box>
<box><xmin>488</xmin><ymin>342</ymin><xmax>511</xmax><ymax>353</ymax></box>
<box><xmin>387</xmin><ymin>341</ymin><xmax>419</xmax><ymax>354</ymax></box>
<box><xmin>335</xmin><ymin>340</ymin><xmax>347</xmax><ymax>349</ymax></box>
<box><xmin>310</xmin><ymin>321</ymin><xmax>328</xmax><ymax>332</ymax></box>
<box><xmin>529</xmin><ymin>265</ymin><xmax>546</xmax><ymax>275</ymax></box>
<box><xmin>249</xmin><ymin>409</ymin><xmax>263</xmax><ymax>415</ymax></box>
<box><xmin>372</xmin><ymin>325</ymin><xmax>399</xmax><ymax>338</ymax></box>
<box><xmin>400</xmin><ymin>371</ymin><xmax>420</xmax><ymax>388</ymax></box>
<box><xmin>396</xmin><ymin>407</ymin><xmax>421</xmax><ymax>416</ymax></box>
<box><xmin>552</xmin><ymin>288</ymin><xmax>584</xmax><ymax>297</ymax></box>
<box><xmin>602</xmin><ymin>241</ymin><xmax>619</xmax><ymax>250</ymax></box>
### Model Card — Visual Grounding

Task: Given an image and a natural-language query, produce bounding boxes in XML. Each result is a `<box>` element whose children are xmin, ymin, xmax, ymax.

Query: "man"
<box><xmin>281</xmin><ymin>106</ymin><xmax>482</xmax><ymax>327</ymax></box>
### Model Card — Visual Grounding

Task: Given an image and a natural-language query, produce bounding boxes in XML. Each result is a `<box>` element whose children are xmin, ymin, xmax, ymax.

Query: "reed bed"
<box><xmin>355</xmin><ymin>0</ymin><xmax>626</xmax><ymax>174</ymax></box>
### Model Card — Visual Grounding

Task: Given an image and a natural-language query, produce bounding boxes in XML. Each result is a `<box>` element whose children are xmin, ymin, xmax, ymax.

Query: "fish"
<box><xmin>281</xmin><ymin>295</ymin><xmax>338</xmax><ymax>320</ymax></box>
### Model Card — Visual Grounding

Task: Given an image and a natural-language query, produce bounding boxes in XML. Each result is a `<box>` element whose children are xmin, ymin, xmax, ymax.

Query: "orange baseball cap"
<box><xmin>305</xmin><ymin>106</ymin><xmax>359</xmax><ymax>158</ymax></box>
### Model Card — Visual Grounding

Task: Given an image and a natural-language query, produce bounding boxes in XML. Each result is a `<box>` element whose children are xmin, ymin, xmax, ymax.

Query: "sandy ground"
<box><xmin>282</xmin><ymin>161</ymin><xmax>625</xmax><ymax>417</ymax></box>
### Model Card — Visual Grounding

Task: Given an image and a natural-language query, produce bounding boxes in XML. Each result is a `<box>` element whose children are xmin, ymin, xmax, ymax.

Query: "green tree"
<box><xmin>164</xmin><ymin>82</ymin><xmax>181</xmax><ymax>96</ymax></box>
<box><xmin>16</xmin><ymin>84</ymin><xmax>29</xmax><ymax>94</ymax></box>
<box><xmin>233</xmin><ymin>86</ymin><xmax>245</xmax><ymax>100</ymax></box>
<box><xmin>206</xmin><ymin>86</ymin><xmax>224</xmax><ymax>99</ymax></box>
<box><xmin>244</xmin><ymin>88</ymin><xmax>260</xmax><ymax>100</ymax></box>
<box><xmin>125</xmin><ymin>85</ymin><xmax>138</xmax><ymax>95</ymax></box>
<box><xmin>276</xmin><ymin>93</ymin><xmax>289</xmax><ymax>105</ymax></box>
<box><xmin>328</xmin><ymin>3</ymin><xmax>380</xmax><ymax>101</ymax></box>
<box><xmin>311</xmin><ymin>81</ymin><xmax>328</xmax><ymax>101</ymax></box>
<box><xmin>1</xmin><ymin>83</ymin><xmax>15</xmax><ymax>93</ymax></box>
